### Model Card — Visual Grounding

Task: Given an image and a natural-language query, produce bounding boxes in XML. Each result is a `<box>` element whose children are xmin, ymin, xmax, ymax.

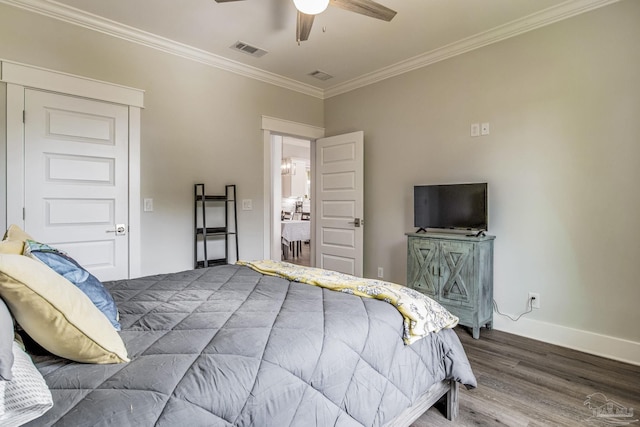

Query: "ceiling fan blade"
<box><xmin>296</xmin><ymin>12</ymin><xmax>315</xmax><ymax>42</ymax></box>
<box><xmin>330</xmin><ymin>0</ymin><xmax>396</xmax><ymax>21</ymax></box>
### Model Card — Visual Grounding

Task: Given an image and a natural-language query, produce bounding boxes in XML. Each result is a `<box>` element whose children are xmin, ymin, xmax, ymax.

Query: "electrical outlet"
<box><xmin>481</xmin><ymin>122</ymin><xmax>490</xmax><ymax>136</ymax></box>
<box><xmin>528</xmin><ymin>292</ymin><xmax>540</xmax><ymax>309</ymax></box>
<box><xmin>377</xmin><ymin>267</ymin><xmax>384</xmax><ymax>278</ymax></box>
<box><xmin>470</xmin><ymin>123</ymin><xmax>480</xmax><ymax>137</ymax></box>
<box><xmin>143</xmin><ymin>198</ymin><xmax>153</xmax><ymax>212</ymax></box>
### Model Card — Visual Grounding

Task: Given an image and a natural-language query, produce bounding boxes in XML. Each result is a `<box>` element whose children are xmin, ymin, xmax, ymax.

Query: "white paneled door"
<box><xmin>24</xmin><ymin>90</ymin><xmax>129</xmax><ymax>281</ymax></box>
<box><xmin>315</xmin><ymin>131</ymin><xmax>364</xmax><ymax>276</ymax></box>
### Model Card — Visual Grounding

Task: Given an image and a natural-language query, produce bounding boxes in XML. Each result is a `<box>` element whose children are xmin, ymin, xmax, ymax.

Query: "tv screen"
<box><xmin>414</xmin><ymin>183</ymin><xmax>488</xmax><ymax>231</ymax></box>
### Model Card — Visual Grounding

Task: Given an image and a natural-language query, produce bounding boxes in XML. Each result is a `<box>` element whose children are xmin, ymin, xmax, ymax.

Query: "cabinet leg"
<box><xmin>472</xmin><ymin>327</ymin><xmax>480</xmax><ymax>339</ymax></box>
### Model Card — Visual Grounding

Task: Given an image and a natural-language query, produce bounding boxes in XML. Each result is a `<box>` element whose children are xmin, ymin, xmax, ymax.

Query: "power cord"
<box><xmin>493</xmin><ymin>296</ymin><xmax>534</xmax><ymax>321</ymax></box>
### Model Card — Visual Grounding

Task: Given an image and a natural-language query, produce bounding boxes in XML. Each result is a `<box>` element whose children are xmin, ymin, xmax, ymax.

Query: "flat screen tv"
<box><xmin>414</xmin><ymin>183</ymin><xmax>488</xmax><ymax>232</ymax></box>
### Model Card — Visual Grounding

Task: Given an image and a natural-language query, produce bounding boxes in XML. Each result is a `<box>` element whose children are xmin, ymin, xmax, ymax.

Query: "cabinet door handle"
<box><xmin>432</xmin><ymin>266</ymin><xmax>442</xmax><ymax>277</ymax></box>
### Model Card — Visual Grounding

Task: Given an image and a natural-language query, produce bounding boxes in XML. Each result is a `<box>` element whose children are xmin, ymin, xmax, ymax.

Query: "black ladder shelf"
<box><xmin>194</xmin><ymin>183</ymin><xmax>239</xmax><ymax>268</ymax></box>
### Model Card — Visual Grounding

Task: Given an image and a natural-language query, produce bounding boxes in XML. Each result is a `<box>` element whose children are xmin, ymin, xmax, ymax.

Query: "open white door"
<box><xmin>23</xmin><ymin>89</ymin><xmax>130</xmax><ymax>281</ymax></box>
<box><xmin>314</xmin><ymin>131</ymin><xmax>364</xmax><ymax>276</ymax></box>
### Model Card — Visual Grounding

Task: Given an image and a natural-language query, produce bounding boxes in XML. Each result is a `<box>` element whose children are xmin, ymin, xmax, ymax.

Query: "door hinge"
<box><xmin>22</xmin><ymin>110</ymin><xmax>25</xmax><ymax>123</ymax></box>
<box><xmin>22</xmin><ymin>207</ymin><xmax>25</xmax><ymax>220</ymax></box>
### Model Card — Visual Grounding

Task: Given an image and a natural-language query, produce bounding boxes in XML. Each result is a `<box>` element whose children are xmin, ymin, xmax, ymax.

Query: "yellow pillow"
<box><xmin>3</xmin><ymin>224</ymin><xmax>33</xmax><ymax>242</ymax></box>
<box><xmin>1</xmin><ymin>225</ymin><xmax>34</xmax><ymax>255</ymax></box>
<box><xmin>0</xmin><ymin>240</ymin><xmax>24</xmax><ymax>255</ymax></box>
<box><xmin>0</xmin><ymin>254</ymin><xmax>129</xmax><ymax>364</ymax></box>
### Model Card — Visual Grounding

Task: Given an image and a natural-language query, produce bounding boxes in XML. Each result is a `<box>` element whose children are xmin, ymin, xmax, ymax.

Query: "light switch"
<box><xmin>481</xmin><ymin>122</ymin><xmax>490</xmax><ymax>136</ymax></box>
<box><xmin>143</xmin><ymin>198</ymin><xmax>153</xmax><ymax>212</ymax></box>
<box><xmin>242</xmin><ymin>199</ymin><xmax>252</xmax><ymax>210</ymax></box>
<box><xmin>470</xmin><ymin>123</ymin><xmax>480</xmax><ymax>137</ymax></box>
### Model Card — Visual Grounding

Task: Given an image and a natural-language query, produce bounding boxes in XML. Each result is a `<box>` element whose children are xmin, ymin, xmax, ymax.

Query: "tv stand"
<box><xmin>406</xmin><ymin>232</ymin><xmax>494</xmax><ymax>339</ymax></box>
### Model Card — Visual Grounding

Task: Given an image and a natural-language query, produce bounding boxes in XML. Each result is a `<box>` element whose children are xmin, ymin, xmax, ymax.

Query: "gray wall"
<box><xmin>324</xmin><ymin>0</ymin><xmax>640</xmax><ymax>343</ymax></box>
<box><xmin>0</xmin><ymin>3</ymin><xmax>323</xmax><ymax>276</ymax></box>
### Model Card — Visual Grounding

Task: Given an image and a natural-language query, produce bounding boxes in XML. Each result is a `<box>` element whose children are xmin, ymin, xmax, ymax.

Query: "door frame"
<box><xmin>1</xmin><ymin>60</ymin><xmax>144</xmax><ymax>278</ymax></box>
<box><xmin>261</xmin><ymin>116</ymin><xmax>324</xmax><ymax>261</ymax></box>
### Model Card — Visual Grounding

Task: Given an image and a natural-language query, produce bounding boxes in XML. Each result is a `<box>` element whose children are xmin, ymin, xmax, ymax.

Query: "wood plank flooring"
<box><xmin>285</xmin><ymin>240</ymin><xmax>311</xmax><ymax>267</ymax></box>
<box><xmin>413</xmin><ymin>327</ymin><xmax>640</xmax><ymax>426</ymax></box>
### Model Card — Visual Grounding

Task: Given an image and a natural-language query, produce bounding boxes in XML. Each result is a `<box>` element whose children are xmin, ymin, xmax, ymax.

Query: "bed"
<box><xmin>0</xmin><ymin>227</ymin><xmax>476</xmax><ymax>427</ymax></box>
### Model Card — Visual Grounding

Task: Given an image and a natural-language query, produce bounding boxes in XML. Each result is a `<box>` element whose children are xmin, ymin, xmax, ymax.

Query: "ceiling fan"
<box><xmin>214</xmin><ymin>0</ymin><xmax>397</xmax><ymax>43</ymax></box>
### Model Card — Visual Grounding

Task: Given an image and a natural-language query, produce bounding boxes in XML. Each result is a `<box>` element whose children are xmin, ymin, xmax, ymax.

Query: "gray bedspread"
<box><xmin>27</xmin><ymin>265</ymin><xmax>476</xmax><ymax>426</ymax></box>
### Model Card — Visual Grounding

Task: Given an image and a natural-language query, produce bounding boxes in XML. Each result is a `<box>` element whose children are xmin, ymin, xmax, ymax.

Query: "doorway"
<box><xmin>261</xmin><ymin>116</ymin><xmax>324</xmax><ymax>264</ymax></box>
<box><xmin>261</xmin><ymin>117</ymin><xmax>364</xmax><ymax>276</ymax></box>
<box><xmin>280</xmin><ymin>137</ymin><xmax>311</xmax><ymax>266</ymax></box>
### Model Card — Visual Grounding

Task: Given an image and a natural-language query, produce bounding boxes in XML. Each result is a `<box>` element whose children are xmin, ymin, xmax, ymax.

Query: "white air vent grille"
<box><xmin>230</xmin><ymin>41</ymin><xmax>268</xmax><ymax>58</ymax></box>
<box><xmin>309</xmin><ymin>70</ymin><xmax>333</xmax><ymax>81</ymax></box>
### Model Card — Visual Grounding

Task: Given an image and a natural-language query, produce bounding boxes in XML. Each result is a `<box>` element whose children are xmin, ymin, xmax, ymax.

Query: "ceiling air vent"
<box><xmin>309</xmin><ymin>70</ymin><xmax>333</xmax><ymax>81</ymax></box>
<box><xmin>230</xmin><ymin>41</ymin><xmax>267</xmax><ymax>58</ymax></box>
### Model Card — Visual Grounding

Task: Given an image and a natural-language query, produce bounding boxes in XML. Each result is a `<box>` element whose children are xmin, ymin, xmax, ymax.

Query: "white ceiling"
<box><xmin>3</xmin><ymin>0</ymin><xmax>619</xmax><ymax>98</ymax></box>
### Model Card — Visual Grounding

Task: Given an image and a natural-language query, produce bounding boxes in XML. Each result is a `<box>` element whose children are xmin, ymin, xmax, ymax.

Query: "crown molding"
<box><xmin>324</xmin><ymin>0</ymin><xmax>622</xmax><ymax>98</ymax></box>
<box><xmin>0</xmin><ymin>0</ymin><xmax>621</xmax><ymax>100</ymax></box>
<box><xmin>0</xmin><ymin>0</ymin><xmax>324</xmax><ymax>99</ymax></box>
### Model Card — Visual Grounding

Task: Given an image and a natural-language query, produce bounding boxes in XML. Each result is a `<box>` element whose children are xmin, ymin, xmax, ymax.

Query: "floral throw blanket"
<box><xmin>237</xmin><ymin>260</ymin><xmax>459</xmax><ymax>344</ymax></box>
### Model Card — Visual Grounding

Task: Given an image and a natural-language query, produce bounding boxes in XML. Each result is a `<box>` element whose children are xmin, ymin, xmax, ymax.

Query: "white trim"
<box><xmin>261</xmin><ymin>116</ymin><xmax>324</xmax><ymax>260</ymax></box>
<box><xmin>0</xmin><ymin>0</ymin><xmax>323</xmax><ymax>100</ymax></box>
<box><xmin>0</xmin><ymin>60</ymin><xmax>144</xmax><ymax>107</ymax></box>
<box><xmin>325</xmin><ymin>0</ymin><xmax>622</xmax><ymax>97</ymax></box>
<box><xmin>261</xmin><ymin>116</ymin><xmax>325</xmax><ymax>139</ymax></box>
<box><xmin>6</xmin><ymin>84</ymin><xmax>25</xmax><ymax>227</ymax></box>
<box><xmin>262</xmin><ymin>131</ymin><xmax>273</xmax><ymax>260</ymax></box>
<box><xmin>493</xmin><ymin>316</ymin><xmax>640</xmax><ymax>366</ymax></box>
<box><xmin>268</xmin><ymin>135</ymin><xmax>283</xmax><ymax>261</ymax></box>
<box><xmin>3</xmin><ymin>61</ymin><xmax>143</xmax><ymax>281</ymax></box>
<box><xmin>128</xmin><ymin>107</ymin><xmax>142</xmax><ymax>278</ymax></box>
<box><xmin>0</xmin><ymin>0</ymin><xmax>620</xmax><ymax>100</ymax></box>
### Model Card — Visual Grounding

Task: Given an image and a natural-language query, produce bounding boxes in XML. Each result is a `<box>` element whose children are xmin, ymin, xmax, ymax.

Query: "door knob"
<box><xmin>106</xmin><ymin>224</ymin><xmax>127</xmax><ymax>236</ymax></box>
<box><xmin>348</xmin><ymin>218</ymin><xmax>363</xmax><ymax>227</ymax></box>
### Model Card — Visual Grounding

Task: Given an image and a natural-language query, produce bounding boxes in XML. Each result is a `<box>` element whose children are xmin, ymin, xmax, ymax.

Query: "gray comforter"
<box><xmin>27</xmin><ymin>265</ymin><xmax>476</xmax><ymax>426</ymax></box>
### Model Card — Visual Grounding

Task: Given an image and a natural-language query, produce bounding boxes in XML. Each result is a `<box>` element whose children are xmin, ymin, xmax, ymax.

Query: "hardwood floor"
<box><xmin>284</xmin><ymin>240</ymin><xmax>311</xmax><ymax>267</ymax></box>
<box><xmin>413</xmin><ymin>327</ymin><xmax>640</xmax><ymax>426</ymax></box>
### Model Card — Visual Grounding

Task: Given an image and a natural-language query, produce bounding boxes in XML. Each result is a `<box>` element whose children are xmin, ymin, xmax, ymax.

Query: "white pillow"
<box><xmin>0</xmin><ymin>341</ymin><xmax>53</xmax><ymax>426</ymax></box>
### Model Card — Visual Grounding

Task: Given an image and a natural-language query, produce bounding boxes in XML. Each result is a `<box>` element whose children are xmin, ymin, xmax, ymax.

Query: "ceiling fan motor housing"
<box><xmin>293</xmin><ymin>0</ymin><xmax>330</xmax><ymax>15</ymax></box>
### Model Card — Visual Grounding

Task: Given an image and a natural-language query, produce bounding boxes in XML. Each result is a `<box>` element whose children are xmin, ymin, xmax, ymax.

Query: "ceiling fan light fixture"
<box><xmin>293</xmin><ymin>0</ymin><xmax>330</xmax><ymax>15</ymax></box>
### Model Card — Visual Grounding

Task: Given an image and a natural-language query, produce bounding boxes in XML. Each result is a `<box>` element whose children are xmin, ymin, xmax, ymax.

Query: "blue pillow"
<box><xmin>23</xmin><ymin>240</ymin><xmax>121</xmax><ymax>331</ymax></box>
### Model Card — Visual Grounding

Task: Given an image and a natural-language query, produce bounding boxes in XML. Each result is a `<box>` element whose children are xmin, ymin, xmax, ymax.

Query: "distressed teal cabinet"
<box><xmin>406</xmin><ymin>233</ymin><xmax>495</xmax><ymax>339</ymax></box>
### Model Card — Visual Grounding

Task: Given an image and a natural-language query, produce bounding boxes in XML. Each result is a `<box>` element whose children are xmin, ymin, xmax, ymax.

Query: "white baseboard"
<box><xmin>492</xmin><ymin>316</ymin><xmax>640</xmax><ymax>366</ymax></box>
